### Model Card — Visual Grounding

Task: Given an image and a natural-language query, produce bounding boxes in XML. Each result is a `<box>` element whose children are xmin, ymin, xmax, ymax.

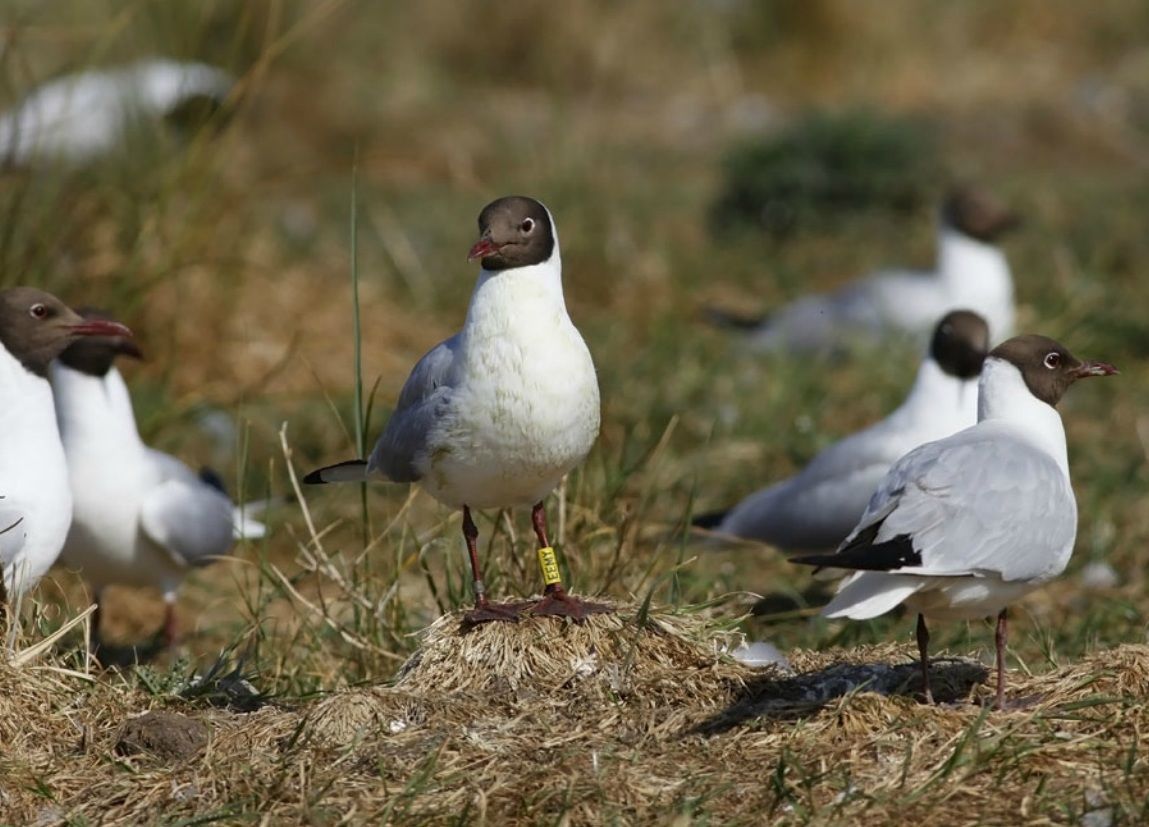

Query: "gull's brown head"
<box><xmin>467</xmin><ymin>196</ymin><xmax>555</xmax><ymax>271</ymax></box>
<box><xmin>989</xmin><ymin>334</ymin><xmax>1117</xmax><ymax>407</ymax></box>
<box><xmin>0</xmin><ymin>288</ymin><xmax>133</xmax><ymax>377</ymax></box>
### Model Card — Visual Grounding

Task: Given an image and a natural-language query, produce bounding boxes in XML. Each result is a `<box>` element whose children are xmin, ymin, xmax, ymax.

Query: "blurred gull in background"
<box><xmin>710</xmin><ymin>187</ymin><xmax>1019</xmax><ymax>351</ymax></box>
<box><xmin>697</xmin><ymin>310</ymin><xmax>988</xmax><ymax>552</ymax></box>
<box><xmin>0</xmin><ymin>58</ymin><xmax>233</xmax><ymax>167</ymax></box>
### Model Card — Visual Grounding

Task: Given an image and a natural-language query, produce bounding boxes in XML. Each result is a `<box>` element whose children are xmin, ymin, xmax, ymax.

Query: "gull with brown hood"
<box><xmin>793</xmin><ymin>334</ymin><xmax>1117</xmax><ymax>708</ymax></box>
<box><xmin>305</xmin><ymin>196</ymin><xmax>606</xmax><ymax>623</ymax></box>
<box><xmin>711</xmin><ymin>186</ymin><xmax>1019</xmax><ymax>351</ymax></box>
<box><xmin>0</xmin><ymin>288</ymin><xmax>132</xmax><ymax>611</ymax></box>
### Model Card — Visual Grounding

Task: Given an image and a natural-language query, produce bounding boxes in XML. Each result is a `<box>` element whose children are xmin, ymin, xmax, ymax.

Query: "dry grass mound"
<box><xmin>1</xmin><ymin>609</ymin><xmax>1148</xmax><ymax>824</ymax></box>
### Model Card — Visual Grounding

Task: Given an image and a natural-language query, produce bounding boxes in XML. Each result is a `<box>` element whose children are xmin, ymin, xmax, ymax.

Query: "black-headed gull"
<box><xmin>700</xmin><ymin>310</ymin><xmax>988</xmax><ymax>551</ymax></box>
<box><xmin>713</xmin><ymin>187</ymin><xmax>1019</xmax><ymax>350</ymax></box>
<box><xmin>0</xmin><ymin>289</ymin><xmax>132</xmax><ymax>609</ymax></box>
<box><xmin>305</xmin><ymin>196</ymin><xmax>605</xmax><ymax>623</ymax></box>
<box><xmin>794</xmin><ymin>335</ymin><xmax>1117</xmax><ymax>708</ymax></box>
<box><xmin>50</xmin><ymin>321</ymin><xmax>265</xmax><ymax>649</ymax></box>
<box><xmin>0</xmin><ymin>58</ymin><xmax>233</xmax><ymax>167</ymax></box>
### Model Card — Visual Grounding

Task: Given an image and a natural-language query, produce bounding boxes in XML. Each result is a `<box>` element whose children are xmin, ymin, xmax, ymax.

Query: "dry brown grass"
<box><xmin>2</xmin><ymin>610</ymin><xmax>1147</xmax><ymax>824</ymax></box>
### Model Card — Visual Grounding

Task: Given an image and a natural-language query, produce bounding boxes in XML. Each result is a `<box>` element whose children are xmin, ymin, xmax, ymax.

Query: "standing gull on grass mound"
<box><xmin>711</xmin><ymin>187</ymin><xmax>1019</xmax><ymax>351</ymax></box>
<box><xmin>698</xmin><ymin>310</ymin><xmax>988</xmax><ymax>551</ymax></box>
<box><xmin>0</xmin><ymin>289</ymin><xmax>132</xmax><ymax>609</ymax></box>
<box><xmin>793</xmin><ymin>335</ymin><xmax>1117</xmax><ymax>708</ymax></box>
<box><xmin>50</xmin><ymin>320</ymin><xmax>266</xmax><ymax>652</ymax></box>
<box><xmin>305</xmin><ymin>196</ymin><xmax>606</xmax><ymax>624</ymax></box>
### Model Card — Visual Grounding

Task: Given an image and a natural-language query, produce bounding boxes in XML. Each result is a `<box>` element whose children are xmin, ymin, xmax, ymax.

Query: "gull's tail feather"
<box><xmin>232</xmin><ymin>507</ymin><xmax>268</xmax><ymax>541</ymax></box>
<box><xmin>198</xmin><ymin>467</ymin><xmax>286</xmax><ymax>540</ymax></box>
<box><xmin>821</xmin><ymin>572</ymin><xmax>925</xmax><ymax>620</ymax></box>
<box><xmin>304</xmin><ymin>459</ymin><xmax>370</xmax><ymax>485</ymax></box>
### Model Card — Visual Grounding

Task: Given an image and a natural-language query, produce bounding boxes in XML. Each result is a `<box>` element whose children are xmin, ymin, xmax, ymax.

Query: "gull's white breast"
<box><xmin>0</xmin><ymin>349</ymin><xmax>73</xmax><ymax>594</ymax></box>
<box><xmin>420</xmin><ymin>266</ymin><xmax>600</xmax><ymax>510</ymax></box>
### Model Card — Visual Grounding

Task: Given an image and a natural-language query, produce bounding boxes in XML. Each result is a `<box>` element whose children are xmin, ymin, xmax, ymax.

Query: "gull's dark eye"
<box><xmin>519</xmin><ymin>218</ymin><xmax>535</xmax><ymax>233</ymax></box>
<box><xmin>1044</xmin><ymin>352</ymin><xmax>1061</xmax><ymax>369</ymax></box>
<box><xmin>29</xmin><ymin>303</ymin><xmax>48</xmax><ymax>320</ymax></box>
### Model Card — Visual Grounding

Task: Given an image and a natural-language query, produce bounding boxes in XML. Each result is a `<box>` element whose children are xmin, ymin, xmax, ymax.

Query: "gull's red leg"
<box><xmin>526</xmin><ymin>501</ymin><xmax>610</xmax><ymax>622</ymax></box>
<box><xmin>461</xmin><ymin>505</ymin><xmax>520</xmax><ymax>624</ymax></box>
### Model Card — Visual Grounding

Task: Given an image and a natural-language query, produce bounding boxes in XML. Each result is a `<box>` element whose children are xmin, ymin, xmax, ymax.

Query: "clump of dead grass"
<box><xmin>393</xmin><ymin>606</ymin><xmax>743</xmax><ymax>697</ymax></box>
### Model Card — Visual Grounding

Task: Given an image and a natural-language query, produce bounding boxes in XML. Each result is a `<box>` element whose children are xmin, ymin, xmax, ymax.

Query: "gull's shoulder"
<box><xmin>369</xmin><ymin>334</ymin><xmax>461</xmax><ymax>484</ymax></box>
<box><xmin>394</xmin><ymin>333</ymin><xmax>461</xmax><ymax>413</ymax></box>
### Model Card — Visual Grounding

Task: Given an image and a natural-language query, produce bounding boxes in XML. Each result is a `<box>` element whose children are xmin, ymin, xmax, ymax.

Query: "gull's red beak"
<box><xmin>69</xmin><ymin>319</ymin><xmax>133</xmax><ymax>339</ymax></box>
<box><xmin>468</xmin><ymin>237</ymin><xmax>500</xmax><ymax>261</ymax></box>
<box><xmin>1074</xmin><ymin>360</ymin><xmax>1118</xmax><ymax>378</ymax></box>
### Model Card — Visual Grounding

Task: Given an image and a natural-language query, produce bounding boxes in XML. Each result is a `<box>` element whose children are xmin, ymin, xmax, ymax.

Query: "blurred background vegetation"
<box><xmin>1</xmin><ymin>0</ymin><xmax>1147</xmax><ymax>694</ymax></box>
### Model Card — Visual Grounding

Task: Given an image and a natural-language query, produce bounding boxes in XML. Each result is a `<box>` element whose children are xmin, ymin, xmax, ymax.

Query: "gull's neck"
<box><xmin>935</xmin><ymin>227</ymin><xmax>1015</xmax><ymax>341</ymax></box>
<box><xmin>895</xmin><ymin>356</ymin><xmax>980</xmax><ymax>426</ymax></box>
<box><xmin>978</xmin><ymin>357</ymin><xmax>1069</xmax><ymax>476</ymax></box>
<box><xmin>50</xmin><ymin>362</ymin><xmax>144</xmax><ymax>450</ymax></box>
<box><xmin>936</xmin><ymin>227</ymin><xmax>1010</xmax><ymax>288</ymax></box>
<box><xmin>0</xmin><ymin>344</ymin><xmax>56</xmax><ymax>441</ymax></box>
<box><xmin>463</xmin><ymin>241</ymin><xmax>568</xmax><ymax>340</ymax></box>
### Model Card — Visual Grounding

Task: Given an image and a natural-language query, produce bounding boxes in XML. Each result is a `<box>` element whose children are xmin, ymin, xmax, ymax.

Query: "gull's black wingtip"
<box><xmin>303</xmin><ymin>458</ymin><xmax>370</xmax><ymax>485</ymax></box>
<box><xmin>792</xmin><ymin>534</ymin><xmax>920</xmax><ymax>572</ymax></box>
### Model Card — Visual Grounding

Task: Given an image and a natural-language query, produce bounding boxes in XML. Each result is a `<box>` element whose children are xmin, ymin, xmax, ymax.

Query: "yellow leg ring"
<box><xmin>537</xmin><ymin>546</ymin><xmax>562</xmax><ymax>586</ymax></box>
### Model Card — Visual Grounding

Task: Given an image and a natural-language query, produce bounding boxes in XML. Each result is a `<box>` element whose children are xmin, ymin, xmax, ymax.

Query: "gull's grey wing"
<box><xmin>367</xmin><ymin>335</ymin><xmax>459</xmax><ymax>483</ymax></box>
<box><xmin>147</xmin><ymin>450</ymin><xmax>265</xmax><ymax>540</ymax></box>
<box><xmin>145</xmin><ymin>448</ymin><xmax>200</xmax><ymax>484</ymax></box>
<box><xmin>795</xmin><ymin>415</ymin><xmax>908</xmax><ymax>484</ymax></box>
<box><xmin>718</xmin><ymin>460</ymin><xmax>891</xmax><ymax>551</ymax></box>
<box><xmin>753</xmin><ymin>269</ymin><xmax>941</xmax><ymax>352</ymax></box>
<box><xmin>753</xmin><ymin>290</ymin><xmax>876</xmax><ymax>352</ymax></box>
<box><xmin>716</xmin><ymin>415</ymin><xmax>908</xmax><ymax>550</ymax></box>
<box><xmin>140</xmin><ymin>450</ymin><xmax>236</xmax><ymax>567</ymax></box>
<box><xmin>825</xmin><ymin>429</ymin><xmax>1077</xmax><ymax>582</ymax></box>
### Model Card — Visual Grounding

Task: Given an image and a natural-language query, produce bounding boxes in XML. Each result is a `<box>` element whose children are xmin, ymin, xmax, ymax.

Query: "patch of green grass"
<box><xmin>710</xmin><ymin>108</ymin><xmax>940</xmax><ymax>239</ymax></box>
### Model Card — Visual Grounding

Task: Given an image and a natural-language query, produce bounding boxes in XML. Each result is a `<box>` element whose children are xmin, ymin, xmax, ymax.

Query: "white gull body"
<box><xmin>0</xmin><ymin>346</ymin><xmax>72</xmax><ymax>596</ymax></box>
<box><xmin>365</xmin><ymin>214</ymin><xmax>601</xmax><ymax>509</ymax></box>
<box><xmin>308</xmin><ymin>196</ymin><xmax>603</xmax><ymax>621</ymax></box>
